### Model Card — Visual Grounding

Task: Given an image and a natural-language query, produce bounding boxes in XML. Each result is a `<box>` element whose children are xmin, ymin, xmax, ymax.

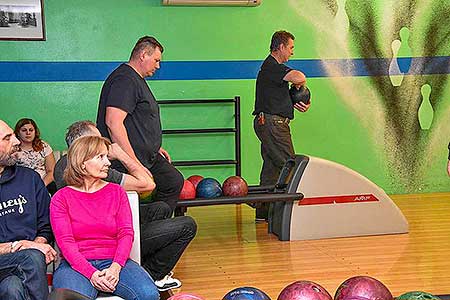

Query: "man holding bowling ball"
<box><xmin>252</xmin><ymin>30</ymin><xmax>311</xmax><ymax>222</ymax></box>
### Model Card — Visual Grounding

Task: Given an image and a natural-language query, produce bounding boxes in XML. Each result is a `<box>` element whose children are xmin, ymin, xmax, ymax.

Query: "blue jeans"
<box><xmin>0</xmin><ymin>249</ymin><xmax>48</xmax><ymax>300</ymax></box>
<box><xmin>53</xmin><ymin>259</ymin><xmax>159</xmax><ymax>300</ymax></box>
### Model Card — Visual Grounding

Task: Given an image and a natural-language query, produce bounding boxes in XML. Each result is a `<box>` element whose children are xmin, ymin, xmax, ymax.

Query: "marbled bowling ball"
<box><xmin>222</xmin><ymin>176</ymin><xmax>248</xmax><ymax>197</ymax></box>
<box><xmin>334</xmin><ymin>276</ymin><xmax>393</xmax><ymax>300</ymax></box>
<box><xmin>187</xmin><ymin>175</ymin><xmax>204</xmax><ymax>189</ymax></box>
<box><xmin>179</xmin><ymin>179</ymin><xmax>196</xmax><ymax>200</ymax></box>
<box><xmin>223</xmin><ymin>287</ymin><xmax>271</xmax><ymax>300</ymax></box>
<box><xmin>196</xmin><ymin>178</ymin><xmax>222</xmax><ymax>198</ymax></box>
<box><xmin>396</xmin><ymin>291</ymin><xmax>441</xmax><ymax>300</ymax></box>
<box><xmin>278</xmin><ymin>280</ymin><xmax>332</xmax><ymax>300</ymax></box>
<box><xmin>168</xmin><ymin>293</ymin><xmax>205</xmax><ymax>300</ymax></box>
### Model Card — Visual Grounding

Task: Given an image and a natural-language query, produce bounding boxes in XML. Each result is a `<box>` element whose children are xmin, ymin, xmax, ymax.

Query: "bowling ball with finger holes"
<box><xmin>334</xmin><ymin>276</ymin><xmax>393</xmax><ymax>300</ymax></box>
<box><xmin>278</xmin><ymin>280</ymin><xmax>332</xmax><ymax>300</ymax></box>
<box><xmin>179</xmin><ymin>179</ymin><xmax>196</xmax><ymax>200</ymax></box>
<box><xmin>196</xmin><ymin>178</ymin><xmax>222</xmax><ymax>198</ymax></box>
<box><xmin>168</xmin><ymin>293</ymin><xmax>205</xmax><ymax>300</ymax></box>
<box><xmin>223</xmin><ymin>287</ymin><xmax>271</xmax><ymax>300</ymax></box>
<box><xmin>187</xmin><ymin>175</ymin><xmax>204</xmax><ymax>189</ymax></box>
<box><xmin>222</xmin><ymin>176</ymin><xmax>248</xmax><ymax>197</ymax></box>
<box><xmin>289</xmin><ymin>85</ymin><xmax>311</xmax><ymax>105</ymax></box>
<box><xmin>396</xmin><ymin>291</ymin><xmax>441</xmax><ymax>300</ymax></box>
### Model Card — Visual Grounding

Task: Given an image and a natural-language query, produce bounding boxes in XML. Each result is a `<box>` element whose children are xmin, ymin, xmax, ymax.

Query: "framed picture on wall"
<box><xmin>0</xmin><ymin>0</ymin><xmax>45</xmax><ymax>40</ymax></box>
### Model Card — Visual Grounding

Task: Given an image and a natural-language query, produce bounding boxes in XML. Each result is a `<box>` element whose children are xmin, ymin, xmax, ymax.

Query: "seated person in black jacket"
<box><xmin>54</xmin><ymin>120</ymin><xmax>155</xmax><ymax>193</ymax></box>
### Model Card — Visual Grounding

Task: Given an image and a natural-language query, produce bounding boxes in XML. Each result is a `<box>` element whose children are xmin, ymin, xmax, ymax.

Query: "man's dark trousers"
<box><xmin>253</xmin><ymin>114</ymin><xmax>295</xmax><ymax>219</ymax></box>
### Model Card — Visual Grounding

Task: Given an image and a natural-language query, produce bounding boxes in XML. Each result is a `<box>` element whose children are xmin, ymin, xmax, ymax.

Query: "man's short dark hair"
<box><xmin>270</xmin><ymin>30</ymin><xmax>295</xmax><ymax>52</ymax></box>
<box><xmin>130</xmin><ymin>36</ymin><xmax>164</xmax><ymax>60</ymax></box>
<box><xmin>65</xmin><ymin>120</ymin><xmax>97</xmax><ymax>147</ymax></box>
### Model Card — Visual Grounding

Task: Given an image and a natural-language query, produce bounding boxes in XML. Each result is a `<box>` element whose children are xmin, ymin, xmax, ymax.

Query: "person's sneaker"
<box><xmin>154</xmin><ymin>273</ymin><xmax>182</xmax><ymax>291</ymax></box>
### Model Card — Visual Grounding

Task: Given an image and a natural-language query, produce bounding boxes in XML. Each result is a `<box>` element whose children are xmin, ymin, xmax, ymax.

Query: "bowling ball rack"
<box><xmin>176</xmin><ymin>188</ymin><xmax>303</xmax><ymax>207</ymax></box>
<box><xmin>176</xmin><ymin>156</ymin><xmax>304</xmax><ymax>212</ymax></box>
<box><xmin>176</xmin><ymin>154</ymin><xmax>409</xmax><ymax>242</ymax></box>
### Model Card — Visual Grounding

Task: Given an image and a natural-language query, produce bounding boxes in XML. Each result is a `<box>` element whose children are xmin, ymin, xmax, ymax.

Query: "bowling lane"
<box><xmin>308</xmin><ymin>195</ymin><xmax>450</xmax><ymax>295</ymax></box>
<box><xmin>172</xmin><ymin>194</ymin><xmax>450</xmax><ymax>299</ymax></box>
<box><xmin>174</xmin><ymin>204</ymin><xmax>355</xmax><ymax>299</ymax></box>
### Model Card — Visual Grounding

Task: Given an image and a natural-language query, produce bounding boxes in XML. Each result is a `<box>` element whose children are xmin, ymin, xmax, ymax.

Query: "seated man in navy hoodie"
<box><xmin>0</xmin><ymin>119</ymin><xmax>56</xmax><ymax>300</ymax></box>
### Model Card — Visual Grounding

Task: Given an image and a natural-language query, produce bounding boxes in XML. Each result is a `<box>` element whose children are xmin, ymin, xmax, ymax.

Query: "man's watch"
<box><xmin>10</xmin><ymin>241</ymin><xmax>18</xmax><ymax>252</ymax></box>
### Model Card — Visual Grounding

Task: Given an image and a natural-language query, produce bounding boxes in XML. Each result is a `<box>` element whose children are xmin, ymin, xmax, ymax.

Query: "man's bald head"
<box><xmin>0</xmin><ymin>120</ymin><xmax>20</xmax><ymax>170</ymax></box>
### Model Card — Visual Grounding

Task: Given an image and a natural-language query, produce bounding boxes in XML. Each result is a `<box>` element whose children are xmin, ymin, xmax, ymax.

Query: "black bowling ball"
<box><xmin>289</xmin><ymin>85</ymin><xmax>311</xmax><ymax>105</ymax></box>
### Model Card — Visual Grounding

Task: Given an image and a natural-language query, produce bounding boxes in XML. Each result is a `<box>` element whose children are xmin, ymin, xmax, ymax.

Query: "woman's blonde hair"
<box><xmin>64</xmin><ymin>135</ymin><xmax>111</xmax><ymax>187</ymax></box>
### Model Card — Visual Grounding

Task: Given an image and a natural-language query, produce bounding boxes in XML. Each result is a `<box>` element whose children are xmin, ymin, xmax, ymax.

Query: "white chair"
<box><xmin>96</xmin><ymin>191</ymin><xmax>141</xmax><ymax>300</ymax></box>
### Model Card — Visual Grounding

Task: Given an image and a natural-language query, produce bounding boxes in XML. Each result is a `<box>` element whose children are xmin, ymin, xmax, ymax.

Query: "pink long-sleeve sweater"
<box><xmin>50</xmin><ymin>183</ymin><xmax>134</xmax><ymax>279</ymax></box>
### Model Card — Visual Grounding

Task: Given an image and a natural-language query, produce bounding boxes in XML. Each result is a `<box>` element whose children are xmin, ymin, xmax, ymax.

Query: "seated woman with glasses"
<box><xmin>50</xmin><ymin>136</ymin><xmax>158</xmax><ymax>300</ymax></box>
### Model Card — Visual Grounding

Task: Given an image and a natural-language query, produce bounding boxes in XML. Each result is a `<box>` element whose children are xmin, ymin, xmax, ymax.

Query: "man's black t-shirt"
<box><xmin>97</xmin><ymin>63</ymin><xmax>162</xmax><ymax>169</ymax></box>
<box><xmin>253</xmin><ymin>55</ymin><xmax>294</xmax><ymax>119</ymax></box>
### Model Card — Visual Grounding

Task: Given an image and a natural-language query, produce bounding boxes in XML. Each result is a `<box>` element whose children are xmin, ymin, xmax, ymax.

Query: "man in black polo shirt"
<box><xmin>253</xmin><ymin>30</ymin><xmax>310</xmax><ymax>221</ymax></box>
<box><xmin>96</xmin><ymin>36</ymin><xmax>183</xmax><ymax>215</ymax></box>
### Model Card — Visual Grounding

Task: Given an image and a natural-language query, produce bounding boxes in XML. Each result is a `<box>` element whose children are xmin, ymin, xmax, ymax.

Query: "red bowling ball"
<box><xmin>222</xmin><ymin>176</ymin><xmax>248</xmax><ymax>197</ymax></box>
<box><xmin>179</xmin><ymin>180</ymin><xmax>196</xmax><ymax>200</ymax></box>
<box><xmin>187</xmin><ymin>175</ymin><xmax>204</xmax><ymax>189</ymax></box>
<box><xmin>334</xmin><ymin>276</ymin><xmax>393</xmax><ymax>300</ymax></box>
<box><xmin>278</xmin><ymin>280</ymin><xmax>332</xmax><ymax>300</ymax></box>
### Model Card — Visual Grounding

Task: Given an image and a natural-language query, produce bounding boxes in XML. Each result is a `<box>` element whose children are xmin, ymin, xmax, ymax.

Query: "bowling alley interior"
<box><xmin>1</xmin><ymin>0</ymin><xmax>450</xmax><ymax>299</ymax></box>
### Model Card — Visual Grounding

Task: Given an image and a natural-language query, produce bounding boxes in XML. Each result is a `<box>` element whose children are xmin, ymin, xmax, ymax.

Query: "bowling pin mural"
<box><xmin>418</xmin><ymin>84</ymin><xmax>433</xmax><ymax>130</ymax></box>
<box><xmin>335</xmin><ymin>0</ymin><xmax>349</xmax><ymax>33</ymax></box>
<box><xmin>287</xmin><ymin>1</ymin><xmax>450</xmax><ymax>192</ymax></box>
<box><xmin>389</xmin><ymin>39</ymin><xmax>403</xmax><ymax>87</ymax></box>
<box><xmin>398</xmin><ymin>27</ymin><xmax>412</xmax><ymax>74</ymax></box>
<box><xmin>389</xmin><ymin>27</ymin><xmax>412</xmax><ymax>87</ymax></box>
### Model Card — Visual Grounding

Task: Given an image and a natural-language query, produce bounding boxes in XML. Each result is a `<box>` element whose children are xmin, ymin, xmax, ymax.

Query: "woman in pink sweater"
<box><xmin>50</xmin><ymin>136</ymin><xmax>158</xmax><ymax>300</ymax></box>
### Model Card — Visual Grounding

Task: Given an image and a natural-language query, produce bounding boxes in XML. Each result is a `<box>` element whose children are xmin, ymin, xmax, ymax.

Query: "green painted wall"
<box><xmin>1</xmin><ymin>0</ymin><xmax>449</xmax><ymax>194</ymax></box>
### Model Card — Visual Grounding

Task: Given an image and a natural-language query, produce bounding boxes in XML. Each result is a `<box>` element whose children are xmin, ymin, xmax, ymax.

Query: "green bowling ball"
<box><xmin>396</xmin><ymin>291</ymin><xmax>441</xmax><ymax>300</ymax></box>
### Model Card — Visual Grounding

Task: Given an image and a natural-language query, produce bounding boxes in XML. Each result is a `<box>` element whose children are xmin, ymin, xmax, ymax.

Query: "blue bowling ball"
<box><xmin>223</xmin><ymin>287</ymin><xmax>271</xmax><ymax>300</ymax></box>
<box><xmin>196</xmin><ymin>178</ymin><xmax>222</xmax><ymax>198</ymax></box>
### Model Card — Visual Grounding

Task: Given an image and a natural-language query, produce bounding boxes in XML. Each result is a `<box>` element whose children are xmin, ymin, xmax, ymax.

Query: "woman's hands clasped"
<box><xmin>90</xmin><ymin>262</ymin><xmax>122</xmax><ymax>293</ymax></box>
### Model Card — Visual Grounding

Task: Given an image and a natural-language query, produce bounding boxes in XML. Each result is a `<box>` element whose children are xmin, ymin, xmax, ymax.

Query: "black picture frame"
<box><xmin>0</xmin><ymin>0</ymin><xmax>45</xmax><ymax>41</ymax></box>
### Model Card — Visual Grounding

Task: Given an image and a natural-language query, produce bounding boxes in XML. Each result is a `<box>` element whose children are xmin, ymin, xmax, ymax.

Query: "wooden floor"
<box><xmin>171</xmin><ymin>193</ymin><xmax>450</xmax><ymax>299</ymax></box>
